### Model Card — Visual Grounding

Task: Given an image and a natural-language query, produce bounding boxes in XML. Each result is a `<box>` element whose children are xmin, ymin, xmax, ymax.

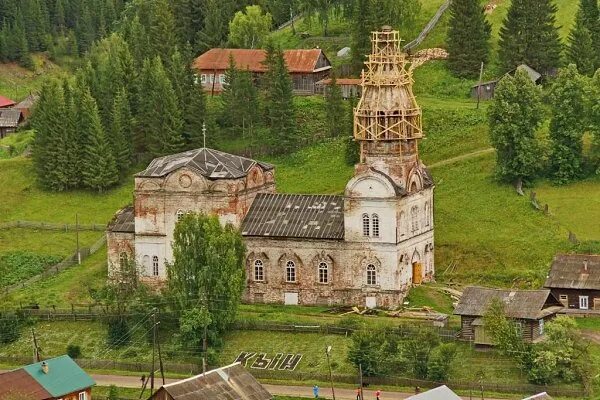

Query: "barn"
<box><xmin>544</xmin><ymin>254</ymin><xmax>600</xmax><ymax>311</ymax></box>
<box><xmin>315</xmin><ymin>78</ymin><xmax>362</xmax><ymax>98</ymax></box>
<box><xmin>454</xmin><ymin>287</ymin><xmax>563</xmax><ymax>345</ymax></box>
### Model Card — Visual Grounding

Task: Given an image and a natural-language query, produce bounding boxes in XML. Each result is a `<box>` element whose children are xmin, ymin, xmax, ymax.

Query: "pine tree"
<box><xmin>62</xmin><ymin>78</ymin><xmax>82</xmax><ymax>189</ymax></box>
<box><xmin>344</xmin><ymin>95</ymin><xmax>360</xmax><ymax>166</ymax></box>
<box><xmin>589</xmin><ymin>69</ymin><xmax>600</xmax><ymax>173</ymax></box>
<box><xmin>148</xmin><ymin>0</ymin><xmax>178</xmax><ymax>63</ymax></box>
<box><xmin>221</xmin><ymin>56</ymin><xmax>259</xmax><ymax>141</ymax></box>
<box><xmin>111</xmin><ymin>88</ymin><xmax>134</xmax><ymax>175</ymax></box>
<box><xmin>325</xmin><ymin>74</ymin><xmax>344</xmax><ymax>137</ymax></box>
<box><xmin>488</xmin><ymin>69</ymin><xmax>544</xmax><ymax>185</ymax></box>
<box><xmin>580</xmin><ymin>0</ymin><xmax>600</xmax><ymax>69</ymax></box>
<box><xmin>567</xmin><ymin>6</ymin><xmax>596</xmax><ymax>76</ymax></box>
<box><xmin>498</xmin><ymin>0</ymin><xmax>562</xmax><ymax>74</ymax></box>
<box><xmin>447</xmin><ymin>0</ymin><xmax>491</xmax><ymax>78</ymax></box>
<box><xmin>78</xmin><ymin>87</ymin><xmax>119</xmax><ymax>192</ymax></box>
<box><xmin>548</xmin><ymin>64</ymin><xmax>588</xmax><ymax>184</ymax></box>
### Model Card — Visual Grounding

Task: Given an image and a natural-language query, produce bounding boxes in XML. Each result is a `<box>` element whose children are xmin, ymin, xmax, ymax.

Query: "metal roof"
<box><xmin>0</xmin><ymin>95</ymin><xmax>15</xmax><ymax>108</ymax></box>
<box><xmin>516</xmin><ymin>64</ymin><xmax>542</xmax><ymax>82</ymax></box>
<box><xmin>0</xmin><ymin>108</ymin><xmax>22</xmax><ymax>127</ymax></box>
<box><xmin>108</xmin><ymin>206</ymin><xmax>135</xmax><ymax>233</ymax></box>
<box><xmin>544</xmin><ymin>254</ymin><xmax>600</xmax><ymax>290</ymax></box>
<box><xmin>407</xmin><ymin>385</ymin><xmax>462</xmax><ymax>400</ymax></box>
<box><xmin>522</xmin><ymin>393</ymin><xmax>554</xmax><ymax>400</ymax></box>
<box><xmin>0</xmin><ymin>368</ymin><xmax>51</xmax><ymax>400</ymax></box>
<box><xmin>15</xmin><ymin>93</ymin><xmax>39</xmax><ymax>110</ymax></box>
<box><xmin>136</xmin><ymin>148</ymin><xmax>273</xmax><ymax>179</ymax></box>
<box><xmin>193</xmin><ymin>48</ymin><xmax>331</xmax><ymax>73</ymax></box>
<box><xmin>242</xmin><ymin>193</ymin><xmax>345</xmax><ymax>240</ymax></box>
<box><xmin>156</xmin><ymin>362</ymin><xmax>272</xmax><ymax>400</ymax></box>
<box><xmin>454</xmin><ymin>287</ymin><xmax>563</xmax><ymax>320</ymax></box>
<box><xmin>21</xmin><ymin>355</ymin><xmax>95</xmax><ymax>398</ymax></box>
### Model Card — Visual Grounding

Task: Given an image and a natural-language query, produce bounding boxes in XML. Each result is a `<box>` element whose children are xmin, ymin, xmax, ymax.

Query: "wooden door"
<box><xmin>412</xmin><ymin>262</ymin><xmax>422</xmax><ymax>285</ymax></box>
<box><xmin>594</xmin><ymin>298</ymin><xmax>600</xmax><ymax>311</ymax></box>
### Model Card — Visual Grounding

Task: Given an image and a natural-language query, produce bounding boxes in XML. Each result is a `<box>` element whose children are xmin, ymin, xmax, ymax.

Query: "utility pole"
<box><xmin>476</xmin><ymin>62</ymin><xmax>484</xmax><ymax>110</ymax></box>
<box><xmin>31</xmin><ymin>327</ymin><xmax>40</xmax><ymax>363</ymax></box>
<box><xmin>150</xmin><ymin>309</ymin><xmax>157</xmax><ymax>395</ymax></box>
<box><xmin>156</xmin><ymin>310</ymin><xmax>165</xmax><ymax>385</ymax></box>
<box><xmin>325</xmin><ymin>346</ymin><xmax>336</xmax><ymax>400</ymax></box>
<box><xmin>75</xmin><ymin>213</ymin><xmax>81</xmax><ymax>265</ymax></box>
<box><xmin>359</xmin><ymin>364</ymin><xmax>364</xmax><ymax>400</ymax></box>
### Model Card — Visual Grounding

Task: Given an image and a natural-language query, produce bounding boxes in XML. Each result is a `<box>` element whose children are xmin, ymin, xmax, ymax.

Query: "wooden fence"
<box><xmin>403</xmin><ymin>0</ymin><xmax>450</xmax><ymax>51</ymax></box>
<box><xmin>0</xmin><ymin>220</ymin><xmax>106</xmax><ymax>232</ymax></box>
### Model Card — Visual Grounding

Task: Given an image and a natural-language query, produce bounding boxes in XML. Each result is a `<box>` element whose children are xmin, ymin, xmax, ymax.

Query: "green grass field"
<box><xmin>0</xmin><ymin>55</ymin><xmax>67</xmax><ymax>101</ymax></box>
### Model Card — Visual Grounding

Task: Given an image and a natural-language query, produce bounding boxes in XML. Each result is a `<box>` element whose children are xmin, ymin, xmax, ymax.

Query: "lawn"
<box><xmin>0</xmin><ymin>228</ymin><xmax>101</xmax><ymax>256</ymax></box>
<box><xmin>0</xmin><ymin>55</ymin><xmax>68</xmax><ymax>101</ymax></box>
<box><xmin>0</xmin><ymin>130</ymin><xmax>34</xmax><ymax>159</ymax></box>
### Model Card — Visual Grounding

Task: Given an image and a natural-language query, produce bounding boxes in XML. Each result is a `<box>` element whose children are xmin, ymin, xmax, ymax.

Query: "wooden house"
<box><xmin>0</xmin><ymin>108</ymin><xmax>23</xmax><ymax>138</ymax></box>
<box><xmin>148</xmin><ymin>362</ymin><xmax>272</xmax><ymax>400</ymax></box>
<box><xmin>0</xmin><ymin>355</ymin><xmax>95</xmax><ymax>400</ymax></box>
<box><xmin>14</xmin><ymin>93</ymin><xmax>39</xmax><ymax>119</ymax></box>
<box><xmin>544</xmin><ymin>254</ymin><xmax>600</xmax><ymax>311</ymax></box>
<box><xmin>454</xmin><ymin>287</ymin><xmax>563</xmax><ymax>345</ymax></box>
<box><xmin>471</xmin><ymin>64</ymin><xmax>542</xmax><ymax>100</ymax></box>
<box><xmin>315</xmin><ymin>78</ymin><xmax>362</xmax><ymax>99</ymax></box>
<box><xmin>192</xmin><ymin>48</ymin><xmax>331</xmax><ymax>95</ymax></box>
<box><xmin>407</xmin><ymin>385</ymin><xmax>461</xmax><ymax>399</ymax></box>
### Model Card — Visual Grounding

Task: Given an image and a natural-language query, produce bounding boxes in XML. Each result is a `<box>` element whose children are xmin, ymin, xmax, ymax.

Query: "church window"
<box><xmin>366</xmin><ymin>264</ymin><xmax>377</xmax><ymax>285</ymax></box>
<box><xmin>254</xmin><ymin>260</ymin><xmax>264</xmax><ymax>281</ymax></box>
<box><xmin>176</xmin><ymin>209</ymin><xmax>184</xmax><ymax>222</ymax></box>
<box><xmin>399</xmin><ymin>211</ymin><xmax>405</xmax><ymax>236</ymax></box>
<box><xmin>372</xmin><ymin>214</ymin><xmax>380</xmax><ymax>237</ymax></box>
<box><xmin>119</xmin><ymin>252</ymin><xmax>128</xmax><ymax>270</ymax></box>
<box><xmin>362</xmin><ymin>214</ymin><xmax>370</xmax><ymax>236</ymax></box>
<box><xmin>318</xmin><ymin>262</ymin><xmax>329</xmax><ymax>283</ymax></box>
<box><xmin>152</xmin><ymin>256</ymin><xmax>159</xmax><ymax>276</ymax></box>
<box><xmin>286</xmin><ymin>261</ymin><xmax>296</xmax><ymax>282</ymax></box>
<box><xmin>424</xmin><ymin>202</ymin><xmax>430</xmax><ymax>227</ymax></box>
<box><xmin>411</xmin><ymin>206</ymin><xmax>419</xmax><ymax>232</ymax></box>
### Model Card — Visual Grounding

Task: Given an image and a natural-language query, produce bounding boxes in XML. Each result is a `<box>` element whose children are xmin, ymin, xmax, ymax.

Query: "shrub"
<box><xmin>66</xmin><ymin>344</ymin><xmax>82</xmax><ymax>359</ymax></box>
<box><xmin>108</xmin><ymin>385</ymin><xmax>119</xmax><ymax>400</ymax></box>
<box><xmin>0</xmin><ymin>313</ymin><xmax>22</xmax><ymax>344</ymax></box>
<box><xmin>427</xmin><ymin>343</ymin><xmax>457</xmax><ymax>381</ymax></box>
<box><xmin>107</xmin><ymin>317</ymin><xmax>130</xmax><ymax>348</ymax></box>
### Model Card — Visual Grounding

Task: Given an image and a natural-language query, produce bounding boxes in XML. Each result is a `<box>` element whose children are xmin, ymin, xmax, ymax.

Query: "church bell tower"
<box><xmin>353</xmin><ymin>26</ymin><xmax>425</xmax><ymax>192</ymax></box>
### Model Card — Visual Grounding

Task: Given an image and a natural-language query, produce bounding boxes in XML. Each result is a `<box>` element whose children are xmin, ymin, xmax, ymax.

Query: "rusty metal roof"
<box><xmin>193</xmin><ymin>48</ymin><xmax>330</xmax><ymax>73</ymax></box>
<box><xmin>242</xmin><ymin>193</ymin><xmax>344</xmax><ymax>240</ymax></box>
<box><xmin>0</xmin><ymin>108</ymin><xmax>22</xmax><ymax>127</ymax></box>
<box><xmin>136</xmin><ymin>148</ymin><xmax>273</xmax><ymax>179</ymax></box>
<box><xmin>108</xmin><ymin>206</ymin><xmax>135</xmax><ymax>233</ymax></box>
<box><xmin>544</xmin><ymin>254</ymin><xmax>600</xmax><ymax>290</ymax></box>
<box><xmin>0</xmin><ymin>369</ymin><xmax>51</xmax><ymax>400</ymax></box>
<box><xmin>156</xmin><ymin>362</ymin><xmax>272</xmax><ymax>400</ymax></box>
<box><xmin>454</xmin><ymin>287</ymin><xmax>563</xmax><ymax>320</ymax></box>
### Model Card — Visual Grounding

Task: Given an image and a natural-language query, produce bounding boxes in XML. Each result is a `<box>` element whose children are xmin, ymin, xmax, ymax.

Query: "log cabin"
<box><xmin>544</xmin><ymin>254</ymin><xmax>600</xmax><ymax>311</ymax></box>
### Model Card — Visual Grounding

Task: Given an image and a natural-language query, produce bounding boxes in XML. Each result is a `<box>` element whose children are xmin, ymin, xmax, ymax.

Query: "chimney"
<box><xmin>41</xmin><ymin>361</ymin><xmax>49</xmax><ymax>374</ymax></box>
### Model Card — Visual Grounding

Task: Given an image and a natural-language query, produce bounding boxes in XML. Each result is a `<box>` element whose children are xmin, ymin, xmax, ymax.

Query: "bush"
<box><xmin>427</xmin><ymin>343</ymin><xmax>457</xmax><ymax>381</ymax></box>
<box><xmin>106</xmin><ymin>317</ymin><xmax>131</xmax><ymax>348</ymax></box>
<box><xmin>0</xmin><ymin>313</ymin><xmax>22</xmax><ymax>344</ymax></box>
<box><xmin>108</xmin><ymin>385</ymin><xmax>119</xmax><ymax>400</ymax></box>
<box><xmin>66</xmin><ymin>344</ymin><xmax>82</xmax><ymax>359</ymax></box>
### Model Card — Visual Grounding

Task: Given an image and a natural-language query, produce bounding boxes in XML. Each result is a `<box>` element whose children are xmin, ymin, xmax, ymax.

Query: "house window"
<box><xmin>362</xmin><ymin>214</ymin><xmax>370</xmax><ymax>236</ymax></box>
<box><xmin>176</xmin><ymin>209</ymin><xmax>185</xmax><ymax>222</ymax></box>
<box><xmin>366</xmin><ymin>264</ymin><xmax>377</xmax><ymax>285</ymax></box>
<box><xmin>539</xmin><ymin>318</ymin><xmax>544</xmax><ymax>335</ymax></box>
<box><xmin>318</xmin><ymin>262</ymin><xmax>329</xmax><ymax>283</ymax></box>
<box><xmin>200</xmin><ymin>74</ymin><xmax>207</xmax><ymax>84</ymax></box>
<box><xmin>254</xmin><ymin>259</ymin><xmax>264</xmax><ymax>281</ymax></box>
<box><xmin>219</xmin><ymin>74</ymin><xmax>226</xmax><ymax>84</ymax></box>
<box><xmin>152</xmin><ymin>256</ymin><xmax>159</xmax><ymax>276</ymax></box>
<box><xmin>79</xmin><ymin>393</ymin><xmax>86</xmax><ymax>400</ymax></box>
<box><xmin>372</xmin><ymin>214</ymin><xmax>380</xmax><ymax>237</ymax></box>
<box><xmin>514</xmin><ymin>321</ymin><xmax>522</xmax><ymax>334</ymax></box>
<box><xmin>579</xmin><ymin>295</ymin><xmax>589</xmax><ymax>310</ymax></box>
<box><xmin>411</xmin><ymin>206</ymin><xmax>419</xmax><ymax>232</ymax></box>
<box><xmin>286</xmin><ymin>261</ymin><xmax>296</xmax><ymax>282</ymax></box>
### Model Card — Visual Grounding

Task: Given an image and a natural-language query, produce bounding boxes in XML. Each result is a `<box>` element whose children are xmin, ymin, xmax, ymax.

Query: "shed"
<box><xmin>470</xmin><ymin>64</ymin><xmax>542</xmax><ymax>100</ymax></box>
<box><xmin>337</xmin><ymin>46</ymin><xmax>351</xmax><ymax>57</ymax></box>
<box><xmin>193</xmin><ymin>48</ymin><xmax>331</xmax><ymax>95</ymax></box>
<box><xmin>14</xmin><ymin>93</ymin><xmax>39</xmax><ymax>119</ymax></box>
<box><xmin>0</xmin><ymin>355</ymin><xmax>95</xmax><ymax>400</ymax></box>
<box><xmin>148</xmin><ymin>362</ymin><xmax>272</xmax><ymax>400</ymax></box>
<box><xmin>406</xmin><ymin>385</ymin><xmax>461</xmax><ymax>400</ymax></box>
<box><xmin>454</xmin><ymin>287</ymin><xmax>563</xmax><ymax>345</ymax></box>
<box><xmin>544</xmin><ymin>254</ymin><xmax>600</xmax><ymax>310</ymax></box>
<box><xmin>0</xmin><ymin>94</ymin><xmax>16</xmax><ymax>108</ymax></box>
<box><xmin>0</xmin><ymin>108</ymin><xmax>23</xmax><ymax>138</ymax></box>
<box><xmin>315</xmin><ymin>78</ymin><xmax>362</xmax><ymax>99</ymax></box>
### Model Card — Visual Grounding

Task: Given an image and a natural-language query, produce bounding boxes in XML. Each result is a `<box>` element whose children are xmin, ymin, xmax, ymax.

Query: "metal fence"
<box><xmin>0</xmin><ymin>220</ymin><xmax>106</xmax><ymax>232</ymax></box>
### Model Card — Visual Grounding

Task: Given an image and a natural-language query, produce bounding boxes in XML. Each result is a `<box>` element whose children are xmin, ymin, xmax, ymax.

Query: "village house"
<box><xmin>14</xmin><ymin>93</ymin><xmax>39</xmax><ymax>119</ymax></box>
<box><xmin>0</xmin><ymin>355</ymin><xmax>95</xmax><ymax>400</ymax></box>
<box><xmin>107</xmin><ymin>28</ymin><xmax>435</xmax><ymax>309</ymax></box>
<box><xmin>544</xmin><ymin>254</ymin><xmax>600</xmax><ymax>311</ymax></box>
<box><xmin>0</xmin><ymin>94</ymin><xmax>16</xmax><ymax>108</ymax></box>
<box><xmin>470</xmin><ymin>64</ymin><xmax>542</xmax><ymax>100</ymax></box>
<box><xmin>0</xmin><ymin>108</ymin><xmax>23</xmax><ymax>138</ymax></box>
<box><xmin>454</xmin><ymin>287</ymin><xmax>563</xmax><ymax>345</ymax></box>
<box><xmin>148</xmin><ymin>362</ymin><xmax>272</xmax><ymax>400</ymax></box>
<box><xmin>192</xmin><ymin>48</ymin><xmax>331</xmax><ymax>95</ymax></box>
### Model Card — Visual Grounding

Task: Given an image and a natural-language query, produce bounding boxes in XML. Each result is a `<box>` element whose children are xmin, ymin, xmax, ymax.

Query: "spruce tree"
<box><xmin>488</xmin><ymin>69</ymin><xmax>543</xmax><ymax>185</ymax></box>
<box><xmin>447</xmin><ymin>0</ymin><xmax>491</xmax><ymax>78</ymax></box>
<box><xmin>111</xmin><ymin>88</ymin><xmax>134</xmax><ymax>176</ymax></box>
<box><xmin>78</xmin><ymin>87</ymin><xmax>119</xmax><ymax>192</ymax></box>
<box><xmin>344</xmin><ymin>95</ymin><xmax>360</xmax><ymax>166</ymax></box>
<box><xmin>548</xmin><ymin>64</ymin><xmax>588</xmax><ymax>184</ymax></box>
<box><xmin>62</xmin><ymin>79</ymin><xmax>82</xmax><ymax>189</ymax></box>
<box><xmin>567</xmin><ymin>7</ymin><xmax>596</xmax><ymax>76</ymax></box>
<box><xmin>580</xmin><ymin>0</ymin><xmax>600</xmax><ymax>69</ymax></box>
<box><xmin>186</xmin><ymin>84</ymin><xmax>208</xmax><ymax>148</ymax></box>
<box><xmin>325</xmin><ymin>74</ymin><xmax>345</xmax><ymax>138</ymax></box>
<box><xmin>148</xmin><ymin>0</ymin><xmax>178</xmax><ymax>63</ymax></box>
<box><xmin>222</xmin><ymin>55</ymin><xmax>258</xmax><ymax>140</ymax></box>
<box><xmin>589</xmin><ymin>69</ymin><xmax>600</xmax><ymax>172</ymax></box>
<box><xmin>350</xmin><ymin>0</ymin><xmax>372</xmax><ymax>75</ymax></box>
<box><xmin>498</xmin><ymin>0</ymin><xmax>562</xmax><ymax>74</ymax></box>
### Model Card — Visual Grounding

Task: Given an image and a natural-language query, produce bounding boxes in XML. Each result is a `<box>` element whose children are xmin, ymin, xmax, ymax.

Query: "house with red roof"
<box><xmin>192</xmin><ymin>48</ymin><xmax>331</xmax><ymax>95</ymax></box>
<box><xmin>0</xmin><ymin>94</ymin><xmax>16</xmax><ymax>108</ymax></box>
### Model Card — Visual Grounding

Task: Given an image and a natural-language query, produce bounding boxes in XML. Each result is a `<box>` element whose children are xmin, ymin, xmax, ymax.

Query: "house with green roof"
<box><xmin>0</xmin><ymin>355</ymin><xmax>95</xmax><ymax>400</ymax></box>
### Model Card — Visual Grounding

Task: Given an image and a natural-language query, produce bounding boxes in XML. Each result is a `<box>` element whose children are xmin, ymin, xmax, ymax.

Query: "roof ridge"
<box><xmin>163</xmin><ymin>362</ymin><xmax>242</xmax><ymax>388</ymax></box>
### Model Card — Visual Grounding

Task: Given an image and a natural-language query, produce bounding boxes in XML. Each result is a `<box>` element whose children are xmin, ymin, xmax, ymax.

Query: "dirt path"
<box><xmin>429</xmin><ymin>148</ymin><xmax>495</xmax><ymax>169</ymax></box>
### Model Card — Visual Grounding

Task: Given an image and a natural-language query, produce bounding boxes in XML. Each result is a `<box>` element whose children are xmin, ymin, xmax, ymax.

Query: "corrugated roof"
<box><xmin>454</xmin><ymin>287</ymin><xmax>562</xmax><ymax>320</ymax></box>
<box><xmin>544</xmin><ymin>254</ymin><xmax>600</xmax><ymax>290</ymax></box>
<box><xmin>15</xmin><ymin>93</ymin><xmax>39</xmax><ymax>109</ymax></box>
<box><xmin>193</xmin><ymin>48</ymin><xmax>331</xmax><ymax>73</ymax></box>
<box><xmin>242</xmin><ymin>193</ymin><xmax>344</xmax><ymax>240</ymax></box>
<box><xmin>0</xmin><ymin>368</ymin><xmax>51</xmax><ymax>400</ymax></box>
<box><xmin>516</xmin><ymin>64</ymin><xmax>542</xmax><ymax>82</ymax></box>
<box><xmin>157</xmin><ymin>362</ymin><xmax>272</xmax><ymax>400</ymax></box>
<box><xmin>407</xmin><ymin>385</ymin><xmax>462</xmax><ymax>400</ymax></box>
<box><xmin>0</xmin><ymin>95</ymin><xmax>15</xmax><ymax>108</ymax></box>
<box><xmin>136</xmin><ymin>148</ymin><xmax>273</xmax><ymax>179</ymax></box>
<box><xmin>21</xmin><ymin>355</ymin><xmax>95</xmax><ymax>398</ymax></box>
<box><xmin>522</xmin><ymin>393</ymin><xmax>554</xmax><ymax>400</ymax></box>
<box><xmin>108</xmin><ymin>206</ymin><xmax>135</xmax><ymax>233</ymax></box>
<box><xmin>0</xmin><ymin>108</ymin><xmax>22</xmax><ymax>127</ymax></box>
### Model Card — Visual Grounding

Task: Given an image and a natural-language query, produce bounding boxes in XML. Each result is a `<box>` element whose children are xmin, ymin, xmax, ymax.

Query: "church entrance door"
<box><xmin>412</xmin><ymin>262</ymin><xmax>422</xmax><ymax>285</ymax></box>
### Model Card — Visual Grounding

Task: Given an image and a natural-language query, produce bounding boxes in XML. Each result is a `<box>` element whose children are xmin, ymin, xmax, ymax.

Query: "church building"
<box><xmin>106</xmin><ymin>27</ymin><xmax>435</xmax><ymax>309</ymax></box>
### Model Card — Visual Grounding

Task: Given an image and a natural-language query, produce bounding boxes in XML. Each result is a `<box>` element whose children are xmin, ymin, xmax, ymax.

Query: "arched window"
<box><xmin>254</xmin><ymin>259</ymin><xmax>264</xmax><ymax>281</ymax></box>
<box><xmin>119</xmin><ymin>252</ymin><xmax>128</xmax><ymax>269</ymax></box>
<box><xmin>286</xmin><ymin>261</ymin><xmax>296</xmax><ymax>282</ymax></box>
<box><xmin>318</xmin><ymin>262</ymin><xmax>329</xmax><ymax>283</ymax></box>
<box><xmin>176</xmin><ymin>209</ymin><xmax>185</xmax><ymax>222</ymax></box>
<box><xmin>372</xmin><ymin>214</ymin><xmax>380</xmax><ymax>237</ymax></box>
<box><xmin>411</xmin><ymin>206</ymin><xmax>419</xmax><ymax>232</ymax></box>
<box><xmin>152</xmin><ymin>256</ymin><xmax>159</xmax><ymax>276</ymax></box>
<box><xmin>399</xmin><ymin>211</ymin><xmax>405</xmax><ymax>237</ymax></box>
<box><xmin>362</xmin><ymin>214</ymin><xmax>370</xmax><ymax>236</ymax></box>
<box><xmin>424</xmin><ymin>202</ymin><xmax>429</xmax><ymax>227</ymax></box>
<box><xmin>366</xmin><ymin>264</ymin><xmax>377</xmax><ymax>285</ymax></box>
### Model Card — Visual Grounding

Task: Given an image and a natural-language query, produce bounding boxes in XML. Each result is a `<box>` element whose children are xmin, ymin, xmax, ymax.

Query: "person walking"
<box><xmin>313</xmin><ymin>385</ymin><xmax>319</xmax><ymax>399</ymax></box>
<box><xmin>375</xmin><ymin>389</ymin><xmax>381</xmax><ymax>400</ymax></box>
<box><xmin>356</xmin><ymin>387</ymin><xmax>361</xmax><ymax>400</ymax></box>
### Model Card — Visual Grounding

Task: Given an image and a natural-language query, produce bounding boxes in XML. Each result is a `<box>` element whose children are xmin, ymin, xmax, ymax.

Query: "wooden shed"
<box><xmin>471</xmin><ymin>64</ymin><xmax>542</xmax><ymax>100</ymax></box>
<box><xmin>544</xmin><ymin>254</ymin><xmax>600</xmax><ymax>311</ymax></box>
<box><xmin>315</xmin><ymin>78</ymin><xmax>362</xmax><ymax>99</ymax></box>
<box><xmin>0</xmin><ymin>108</ymin><xmax>23</xmax><ymax>138</ymax></box>
<box><xmin>454</xmin><ymin>286</ymin><xmax>563</xmax><ymax>345</ymax></box>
